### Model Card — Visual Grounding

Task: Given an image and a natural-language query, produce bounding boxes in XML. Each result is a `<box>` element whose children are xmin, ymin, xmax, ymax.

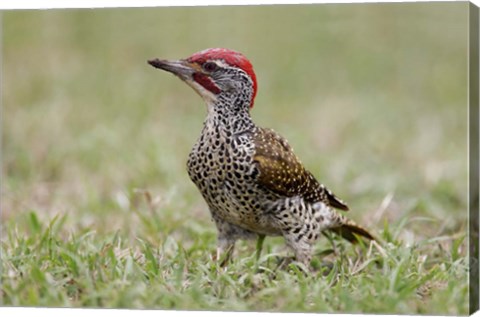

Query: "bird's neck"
<box><xmin>204</xmin><ymin>99</ymin><xmax>255</xmax><ymax>134</ymax></box>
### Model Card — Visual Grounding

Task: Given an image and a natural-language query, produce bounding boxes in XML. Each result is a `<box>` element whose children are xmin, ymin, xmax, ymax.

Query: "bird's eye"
<box><xmin>203</xmin><ymin>62</ymin><xmax>218</xmax><ymax>72</ymax></box>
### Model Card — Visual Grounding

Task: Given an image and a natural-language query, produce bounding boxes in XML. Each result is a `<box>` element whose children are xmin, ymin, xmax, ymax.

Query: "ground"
<box><xmin>1</xmin><ymin>3</ymin><xmax>470</xmax><ymax>314</ymax></box>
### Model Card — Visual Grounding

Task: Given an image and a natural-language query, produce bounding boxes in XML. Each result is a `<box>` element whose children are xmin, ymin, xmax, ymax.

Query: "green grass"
<box><xmin>1</xmin><ymin>210</ymin><xmax>468</xmax><ymax>313</ymax></box>
<box><xmin>1</xmin><ymin>3</ymin><xmax>470</xmax><ymax>314</ymax></box>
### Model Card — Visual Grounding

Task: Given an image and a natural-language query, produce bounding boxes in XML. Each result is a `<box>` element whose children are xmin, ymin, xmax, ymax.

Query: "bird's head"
<box><xmin>148</xmin><ymin>48</ymin><xmax>258</xmax><ymax>109</ymax></box>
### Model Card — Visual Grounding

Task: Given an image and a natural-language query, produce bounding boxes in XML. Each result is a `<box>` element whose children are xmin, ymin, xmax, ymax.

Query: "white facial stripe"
<box><xmin>214</xmin><ymin>60</ymin><xmax>230</xmax><ymax>68</ymax></box>
<box><xmin>185</xmin><ymin>79</ymin><xmax>218</xmax><ymax>105</ymax></box>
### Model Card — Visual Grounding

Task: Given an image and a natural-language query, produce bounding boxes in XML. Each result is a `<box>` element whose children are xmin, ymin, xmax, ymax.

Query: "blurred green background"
<box><xmin>1</xmin><ymin>2</ymin><xmax>469</xmax><ymax>312</ymax></box>
<box><xmin>3</xmin><ymin>2</ymin><xmax>468</xmax><ymax>234</ymax></box>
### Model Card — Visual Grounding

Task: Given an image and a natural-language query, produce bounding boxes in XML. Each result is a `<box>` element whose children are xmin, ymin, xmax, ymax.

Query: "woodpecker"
<box><xmin>148</xmin><ymin>48</ymin><xmax>374</xmax><ymax>267</ymax></box>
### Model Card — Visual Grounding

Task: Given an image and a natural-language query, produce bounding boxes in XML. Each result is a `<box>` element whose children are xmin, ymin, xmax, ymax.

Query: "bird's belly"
<box><xmin>187</xmin><ymin>149</ymin><xmax>279</xmax><ymax>235</ymax></box>
<box><xmin>211</xmin><ymin>187</ymin><xmax>280</xmax><ymax>236</ymax></box>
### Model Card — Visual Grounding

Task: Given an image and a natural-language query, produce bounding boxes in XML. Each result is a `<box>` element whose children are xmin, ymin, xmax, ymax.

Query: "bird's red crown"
<box><xmin>187</xmin><ymin>48</ymin><xmax>258</xmax><ymax>108</ymax></box>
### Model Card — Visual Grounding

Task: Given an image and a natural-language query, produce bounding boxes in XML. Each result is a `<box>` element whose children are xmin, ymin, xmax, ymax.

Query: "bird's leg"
<box><xmin>255</xmin><ymin>234</ymin><xmax>266</xmax><ymax>261</ymax></box>
<box><xmin>283</xmin><ymin>230</ymin><xmax>314</xmax><ymax>270</ymax></box>
<box><xmin>291</xmin><ymin>244</ymin><xmax>313</xmax><ymax>269</ymax></box>
<box><xmin>213</xmin><ymin>216</ymin><xmax>257</xmax><ymax>266</ymax></box>
<box><xmin>216</xmin><ymin>238</ymin><xmax>235</xmax><ymax>267</ymax></box>
<box><xmin>268</xmin><ymin>198</ymin><xmax>315</xmax><ymax>271</ymax></box>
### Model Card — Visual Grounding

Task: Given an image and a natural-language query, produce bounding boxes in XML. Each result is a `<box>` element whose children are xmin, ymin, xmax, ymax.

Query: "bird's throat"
<box><xmin>205</xmin><ymin>104</ymin><xmax>255</xmax><ymax>136</ymax></box>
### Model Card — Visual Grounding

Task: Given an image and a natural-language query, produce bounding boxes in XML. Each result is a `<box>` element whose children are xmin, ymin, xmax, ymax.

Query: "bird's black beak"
<box><xmin>148</xmin><ymin>58</ymin><xmax>195</xmax><ymax>80</ymax></box>
<box><xmin>148</xmin><ymin>57</ymin><xmax>218</xmax><ymax>103</ymax></box>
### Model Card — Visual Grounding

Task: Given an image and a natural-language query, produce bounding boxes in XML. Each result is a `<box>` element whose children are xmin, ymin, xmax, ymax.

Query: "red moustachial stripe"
<box><xmin>192</xmin><ymin>73</ymin><xmax>221</xmax><ymax>95</ymax></box>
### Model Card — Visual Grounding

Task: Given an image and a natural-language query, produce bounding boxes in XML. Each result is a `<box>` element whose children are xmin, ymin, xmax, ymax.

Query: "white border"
<box><xmin>0</xmin><ymin>0</ymin><xmax>477</xmax><ymax>10</ymax></box>
<box><xmin>0</xmin><ymin>307</ymin><xmax>453</xmax><ymax>317</ymax></box>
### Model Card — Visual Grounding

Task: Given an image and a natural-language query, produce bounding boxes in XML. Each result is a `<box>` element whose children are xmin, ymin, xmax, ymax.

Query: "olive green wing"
<box><xmin>252</xmin><ymin>127</ymin><xmax>349</xmax><ymax>211</ymax></box>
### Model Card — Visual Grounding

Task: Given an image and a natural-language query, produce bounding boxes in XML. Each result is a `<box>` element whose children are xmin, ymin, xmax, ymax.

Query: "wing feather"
<box><xmin>252</xmin><ymin>127</ymin><xmax>349</xmax><ymax>211</ymax></box>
